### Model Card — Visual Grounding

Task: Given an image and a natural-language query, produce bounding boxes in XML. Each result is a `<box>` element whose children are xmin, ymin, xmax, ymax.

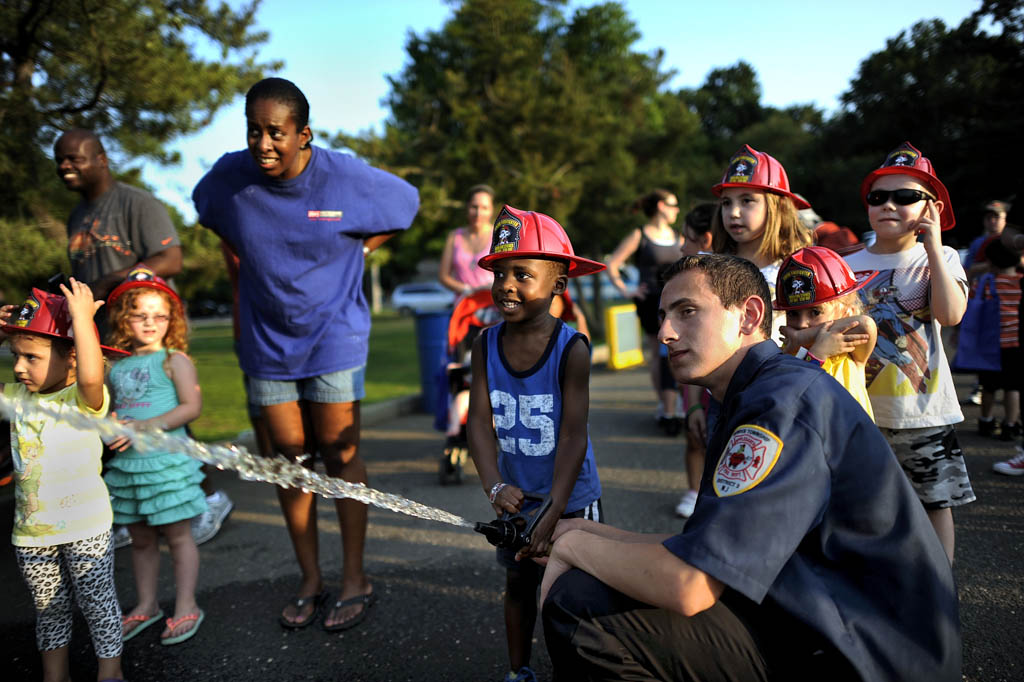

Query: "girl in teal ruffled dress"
<box><xmin>104</xmin><ymin>267</ymin><xmax>206</xmax><ymax>646</ymax></box>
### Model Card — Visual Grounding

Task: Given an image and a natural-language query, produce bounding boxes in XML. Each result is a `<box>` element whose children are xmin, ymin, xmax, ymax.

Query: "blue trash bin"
<box><xmin>414</xmin><ymin>310</ymin><xmax>451</xmax><ymax>414</ymax></box>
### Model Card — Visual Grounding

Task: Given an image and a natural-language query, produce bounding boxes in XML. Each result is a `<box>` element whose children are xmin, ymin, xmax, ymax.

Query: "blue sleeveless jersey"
<box><xmin>483</xmin><ymin>320</ymin><xmax>601</xmax><ymax>513</ymax></box>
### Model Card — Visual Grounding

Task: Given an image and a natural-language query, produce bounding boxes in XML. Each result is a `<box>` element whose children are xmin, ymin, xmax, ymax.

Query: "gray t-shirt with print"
<box><xmin>65</xmin><ymin>182</ymin><xmax>179</xmax><ymax>290</ymax></box>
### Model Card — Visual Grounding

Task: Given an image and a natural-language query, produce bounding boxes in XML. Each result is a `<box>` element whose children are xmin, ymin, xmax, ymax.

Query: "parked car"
<box><xmin>389</xmin><ymin>281</ymin><xmax>456</xmax><ymax>315</ymax></box>
<box><xmin>570</xmin><ymin>264</ymin><xmax>640</xmax><ymax>302</ymax></box>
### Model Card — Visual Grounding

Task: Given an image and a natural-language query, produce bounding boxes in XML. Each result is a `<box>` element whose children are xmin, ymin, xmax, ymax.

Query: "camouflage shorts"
<box><xmin>882</xmin><ymin>425</ymin><xmax>976</xmax><ymax>509</ymax></box>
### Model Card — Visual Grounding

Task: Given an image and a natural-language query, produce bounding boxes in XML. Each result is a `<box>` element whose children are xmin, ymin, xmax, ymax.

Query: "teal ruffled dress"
<box><xmin>105</xmin><ymin>350</ymin><xmax>207</xmax><ymax>526</ymax></box>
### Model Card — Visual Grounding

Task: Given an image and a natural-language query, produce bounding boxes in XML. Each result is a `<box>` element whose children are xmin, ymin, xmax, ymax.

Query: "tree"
<box><xmin>333</xmin><ymin>2</ymin><xmax>686</xmax><ymax>303</ymax></box>
<box><xmin>0</xmin><ymin>0</ymin><xmax>279</xmax><ymax>221</ymax></box>
<box><xmin>814</xmin><ymin>2</ymin><xmax>1024</xmax><ymax>240</ymax></box>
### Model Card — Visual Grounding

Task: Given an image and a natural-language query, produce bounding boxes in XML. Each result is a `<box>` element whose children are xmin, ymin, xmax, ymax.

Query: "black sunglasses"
<box><xmin>865</xmin><ymin>189</ymin><xmax>935</xmax><ymax>206</ymax></box>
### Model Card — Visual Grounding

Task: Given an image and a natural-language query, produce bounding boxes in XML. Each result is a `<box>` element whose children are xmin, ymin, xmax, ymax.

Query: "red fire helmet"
<box><xmin>1</xmin><ymin>288</ymin><xmax>128</xmax><ymax>356</ymax></box>
<box><xmin>860</xmin><ymin>141</ymin><xmax>955</xmax><ymax>231</ymax></box>
<box><xmin>712</xmin><ymin>144</ymin><xmax>811</xmax><ymax>210</ymax></box>
<box><xmin>774</xmin><ymin>246</ymin><xmax>878</xmax><ymax>311</ymax></box>
<box><xmin>107</xmin><ymin>265</ymin><xmax>183</xmax><ymax>310</ymax></box>
<box><xmin>478</xmin><ymin>206</ymin><xmax>605</xmax><ymax>277</ymax></box>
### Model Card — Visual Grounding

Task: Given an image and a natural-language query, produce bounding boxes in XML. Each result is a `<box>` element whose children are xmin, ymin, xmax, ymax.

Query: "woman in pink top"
<box><xmin>439</xmin><ymin>185</ymin><xmax>495</xmax><ymax>296</ymax></box>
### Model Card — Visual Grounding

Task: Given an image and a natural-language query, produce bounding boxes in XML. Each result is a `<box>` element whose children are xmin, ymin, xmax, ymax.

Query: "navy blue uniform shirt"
<box><xmin>664</xmin><ymin>340</ymin><xmax>961</xmax><ymax>680</ymax></box>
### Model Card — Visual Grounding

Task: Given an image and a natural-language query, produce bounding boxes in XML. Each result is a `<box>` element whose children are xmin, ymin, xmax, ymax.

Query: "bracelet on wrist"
<box><xmin>685</xmin><ymin>404</ymin><xmax>704</xmax><ymax>418</ymax></box>
<box><xmin>488</xmin><ymin>482</ymin><xmax>507</xmax><ymax>504</ymax></box>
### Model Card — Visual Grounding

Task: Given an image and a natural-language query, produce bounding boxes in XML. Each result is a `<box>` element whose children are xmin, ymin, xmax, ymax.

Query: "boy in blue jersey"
<box><xmin>468</xmin><ymin>206</ymin><xmax>606</xmax><ymax>682</ymax></box>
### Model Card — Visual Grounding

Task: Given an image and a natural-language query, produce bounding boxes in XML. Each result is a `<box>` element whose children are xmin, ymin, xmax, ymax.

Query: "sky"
<box><xmin>144</xmin><ymin>0</ymin><xmax>981</xmax><ymax>222</ymax></box>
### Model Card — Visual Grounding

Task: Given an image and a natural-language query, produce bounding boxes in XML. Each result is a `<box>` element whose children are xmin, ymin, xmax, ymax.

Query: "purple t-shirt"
<box><xmin>192</xmin><ymin>146</ymin><xmax>419</xmax><ymax>380</ymax></box>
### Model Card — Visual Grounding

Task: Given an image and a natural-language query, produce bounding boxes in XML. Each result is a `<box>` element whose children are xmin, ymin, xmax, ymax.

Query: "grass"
<box><xmin>0</xmin><ymin>312</ymin><xmax>420</xmax><ymax>443</ymax></box>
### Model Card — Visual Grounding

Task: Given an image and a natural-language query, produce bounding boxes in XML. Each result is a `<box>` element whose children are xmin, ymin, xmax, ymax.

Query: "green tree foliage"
<box><xmin>0</xmin><ymin>0</ymin><xmax>278</xmax><ymax>221</ymax></box>
<box><xmin>333</xmin><ymin>0</ymin><xmax>680</xmax><ymax>273</ymax></box>
<box><xmin>0</xmin><ymin>218</ymin><xmax>70</xmax><ymax>301</ymax></box>
<box><xmin>811</xmin><ymin>2</ymin><xmax>1024</xmax><ymax>240</ymax></box>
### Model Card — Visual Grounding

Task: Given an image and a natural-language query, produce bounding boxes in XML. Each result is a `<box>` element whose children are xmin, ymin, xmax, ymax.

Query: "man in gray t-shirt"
<box><xmin>55</xmin><ymin>128</ymin><xmax>182</xmax><ymax>299</ymax></box>
<box><xmin>52</xmin><ymin>130</ymin><xmax>232</xmax><ymax>548</ymax></box>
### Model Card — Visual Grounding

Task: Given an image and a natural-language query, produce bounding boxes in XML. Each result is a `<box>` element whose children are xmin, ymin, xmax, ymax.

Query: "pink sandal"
<box><xmin>122</xmin><ymin>609</ymin><xmax>163</xmax><ymax>641</ymax></box>
<box><xmin>161</xmin><ymin>609</ymin><xmax>205</xmax><ymax>646</ymax></box>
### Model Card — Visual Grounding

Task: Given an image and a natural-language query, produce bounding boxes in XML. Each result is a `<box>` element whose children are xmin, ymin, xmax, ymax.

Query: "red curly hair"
<box><xmin>106</xmin><ymin>288</ymin><xmax>189</xmax><ymax>353</ymax></box>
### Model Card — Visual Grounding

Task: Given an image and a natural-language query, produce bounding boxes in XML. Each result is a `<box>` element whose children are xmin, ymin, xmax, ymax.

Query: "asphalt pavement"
<box><xmin>1</xmin><ymin>363</ymin><xmax>1021</xmax><ymax>681</ymax></box>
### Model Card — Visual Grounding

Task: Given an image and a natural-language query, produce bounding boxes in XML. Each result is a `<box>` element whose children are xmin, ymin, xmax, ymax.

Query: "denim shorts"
<box><xmin>246</xmin><ymin>365</ymin><xmax>366</xmax><ymax>407</ymax></box>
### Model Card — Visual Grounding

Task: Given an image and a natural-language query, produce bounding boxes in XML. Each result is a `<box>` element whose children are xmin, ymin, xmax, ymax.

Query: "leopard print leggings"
<box><xmin>14</xmin><ymin>530</ymin><xmax>123</xmax><ymax>657</ymax></box>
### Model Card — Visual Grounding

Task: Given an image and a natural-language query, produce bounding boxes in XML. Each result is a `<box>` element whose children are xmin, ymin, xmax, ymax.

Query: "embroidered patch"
<box><xmin>307</xmin><ymin>210</ymin><xmax>343</xmax><ymax>221</ymax></box>
<box><xmin>780</xmin><ymin>262</ymin><xmax>815</xmax><ymax>308</ymax></box>
<box><xmin>725</xmin><ymin>152</ymin><xmax>759</xmax><ymax>184</ymax></box>
<box><xmin>15</xmin><ymin>296</ymin><xmax>40</xmax><ymax>327</ymax></box>
<box><xmin>713</xmin><ymin>424</ymin><xmax>783</xmax><ymax>496</ymax></box>
<box><xmin>491</xmin><ymin>207</ymin><xmax>521</xmax><ymax>254</ymax></box>
<box><xmin>882</xmin><ymin>144</ymin><xmax>919</xmax><ymax>169</ymax></box>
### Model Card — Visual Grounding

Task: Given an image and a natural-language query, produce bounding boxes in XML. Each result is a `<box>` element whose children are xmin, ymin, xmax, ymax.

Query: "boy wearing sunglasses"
<box><xmin>845</xmin><ymin>142</ymin><xmax>974</xmax><ymax>564</ymax></box>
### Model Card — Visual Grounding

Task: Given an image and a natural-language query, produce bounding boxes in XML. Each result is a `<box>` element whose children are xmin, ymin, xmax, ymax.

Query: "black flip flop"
<box><xmin>278</xmin><ymin>589</ymin><xmax>329</xmax><ymax>629</ymax></box>
<box><xmin>322</xmin><ymin>591</ymin><xmax>378</xmax><ymax>632</ymax></box>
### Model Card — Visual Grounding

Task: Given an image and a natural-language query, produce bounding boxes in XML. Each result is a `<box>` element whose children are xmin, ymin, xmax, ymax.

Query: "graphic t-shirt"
<box><xmin>845</xmin><ymin>244</ymin><xmax>966</xmax><ymax>429</ymax></box>
<box><xmin>6</xmin><ymin>382</ymin><xmax>112</xmax><ymax>547</ymax></box>
<box><xmin>108</xmin><ymin>349</ymin><xmax>188</xmax><ymax>445</ymax></box>
<box><xmin>192</xmin><ymin>146</ymin><xmax>420</xmax><ymax>380</ymax></box>
<box><xmin>66</xmin><ymin>182</ymin><xmax>180</xmax><ymax>288</ymax></box>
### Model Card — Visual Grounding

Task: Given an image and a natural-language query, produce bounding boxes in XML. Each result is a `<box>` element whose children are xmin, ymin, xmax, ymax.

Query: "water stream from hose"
<box><xmin>0</xmin><ymin>393</ymin><xmax>475</xmax><ymax>529</ymax></box>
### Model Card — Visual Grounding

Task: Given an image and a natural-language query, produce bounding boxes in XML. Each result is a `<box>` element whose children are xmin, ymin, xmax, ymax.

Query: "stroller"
<box><xmin>436</xmin><ymin>289</ymin><xmax>588</xmax><ymax>485</ymax></box>
<box><xmin>438</xmin><ymin>291</ymin><xmax>500</xmax><ymax>485</ymax></box>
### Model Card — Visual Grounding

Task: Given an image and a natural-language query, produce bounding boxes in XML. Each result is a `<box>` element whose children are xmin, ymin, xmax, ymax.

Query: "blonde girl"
<box><xmin>711</xmin><ymin>144</ymin><xmax>814</xmax><ymax>342</ymax></box>
<box><xmin>775</xmin><ymin>246</ymin><xmax>878</xmax><ymax>419</ymax></box>
<box><xmin>104</xmin><ymin>266</ymin><xmax>207</xmax><ymax>646</ymax></box>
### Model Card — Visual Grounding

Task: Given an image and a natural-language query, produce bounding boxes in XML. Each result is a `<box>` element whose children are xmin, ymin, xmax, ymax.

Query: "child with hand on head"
<box><xmin>845</xmin><ymin>142</ymin><xmax>974</xmax><ymax>564</ymax></box>
<box><xmin>102</xmin><ymin>266</ymin><xmax>208</xmax><ymax>646</ymax></box>
<box><xmin>776</xmin><ymin>246</ymin><xmax>878</xmax><ymax>419</ymax></box>
<box><xmin>468</xmin><ymin>206</ymin><xmax>605</xmax><ymax>682</ymax></box>
<box><xmin>1</xmin><ymin>279</ymin><xmax>126</xmax><ymax>682</ymax></box>
<box><xmin>711</xmin><ymin>144</ymin><xmax>814</xmax><ymax>344</ymax></box>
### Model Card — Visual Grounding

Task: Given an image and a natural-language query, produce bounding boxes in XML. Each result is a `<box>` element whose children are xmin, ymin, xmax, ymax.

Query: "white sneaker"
<box><xmin>191</xmin><ymin>491</ymin><xmax>234</xmax><ymax>545</ymax></box>
<box><xmin>993</xmin><ymin>448</ymin><xmax>1024</xmax><ymax>476</ymax></box>
<box><xmin>206</xmin><ymin>490</ymin><xmax>235</xmax><ymax>527</ymax></box>
<box><xmin>675</xmin><ymin>490</ymin><xmax>698</xmax><ymax>518</ymax></box>
<box><xmin>112</xmin><ymin>525</ymin><xmax>133</xmax><ymax>549</ymax></box>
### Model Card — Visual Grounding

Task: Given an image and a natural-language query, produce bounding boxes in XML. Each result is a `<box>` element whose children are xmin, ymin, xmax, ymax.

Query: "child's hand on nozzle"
<box><xmin>59</xmin><ymin>278</ymin><xmax>104</xmax><ymax>321</ymax></box>
<box><xmin>914</xmin><ymin>199</ymin><xmax>942</xmax><ymax>249</ymax></box>
<box><xmin>491</xmin><ymin>482</ymin><xmax>524</xmax><ymax>517</ymax></box>
<box><xmin>809</xmin><ymin>320</ymin><xmax>871</xmax><ymax>360</ymax></box>
<box><xmin>516</xmin><ymin>505</ymin><xmax>558</xmax><ymax>563</ymax></box>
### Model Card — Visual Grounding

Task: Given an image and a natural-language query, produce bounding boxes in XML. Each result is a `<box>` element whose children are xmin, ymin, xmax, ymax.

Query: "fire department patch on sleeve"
<box><xmin>713</xmin><ymin>425</ymin><xmax>783</xmax><ymax>497</ymax></box>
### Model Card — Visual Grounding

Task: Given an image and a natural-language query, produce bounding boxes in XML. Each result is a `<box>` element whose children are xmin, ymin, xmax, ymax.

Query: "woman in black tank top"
<box><xmin>606</xmin><ymin>189</ymin><xmax>683</xmax><ymax>434</ymax></box>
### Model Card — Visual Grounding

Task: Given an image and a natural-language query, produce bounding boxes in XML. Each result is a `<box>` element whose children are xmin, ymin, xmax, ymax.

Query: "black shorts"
<box><xmin>633</xmin><ymin>293</ymin><xmax>661</xmax><ymax>336</ymax></box>
<box><xmin>980</xmin><ymin>346</ymin><xmax>1023</xmax><ymax>391</ymax></box>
